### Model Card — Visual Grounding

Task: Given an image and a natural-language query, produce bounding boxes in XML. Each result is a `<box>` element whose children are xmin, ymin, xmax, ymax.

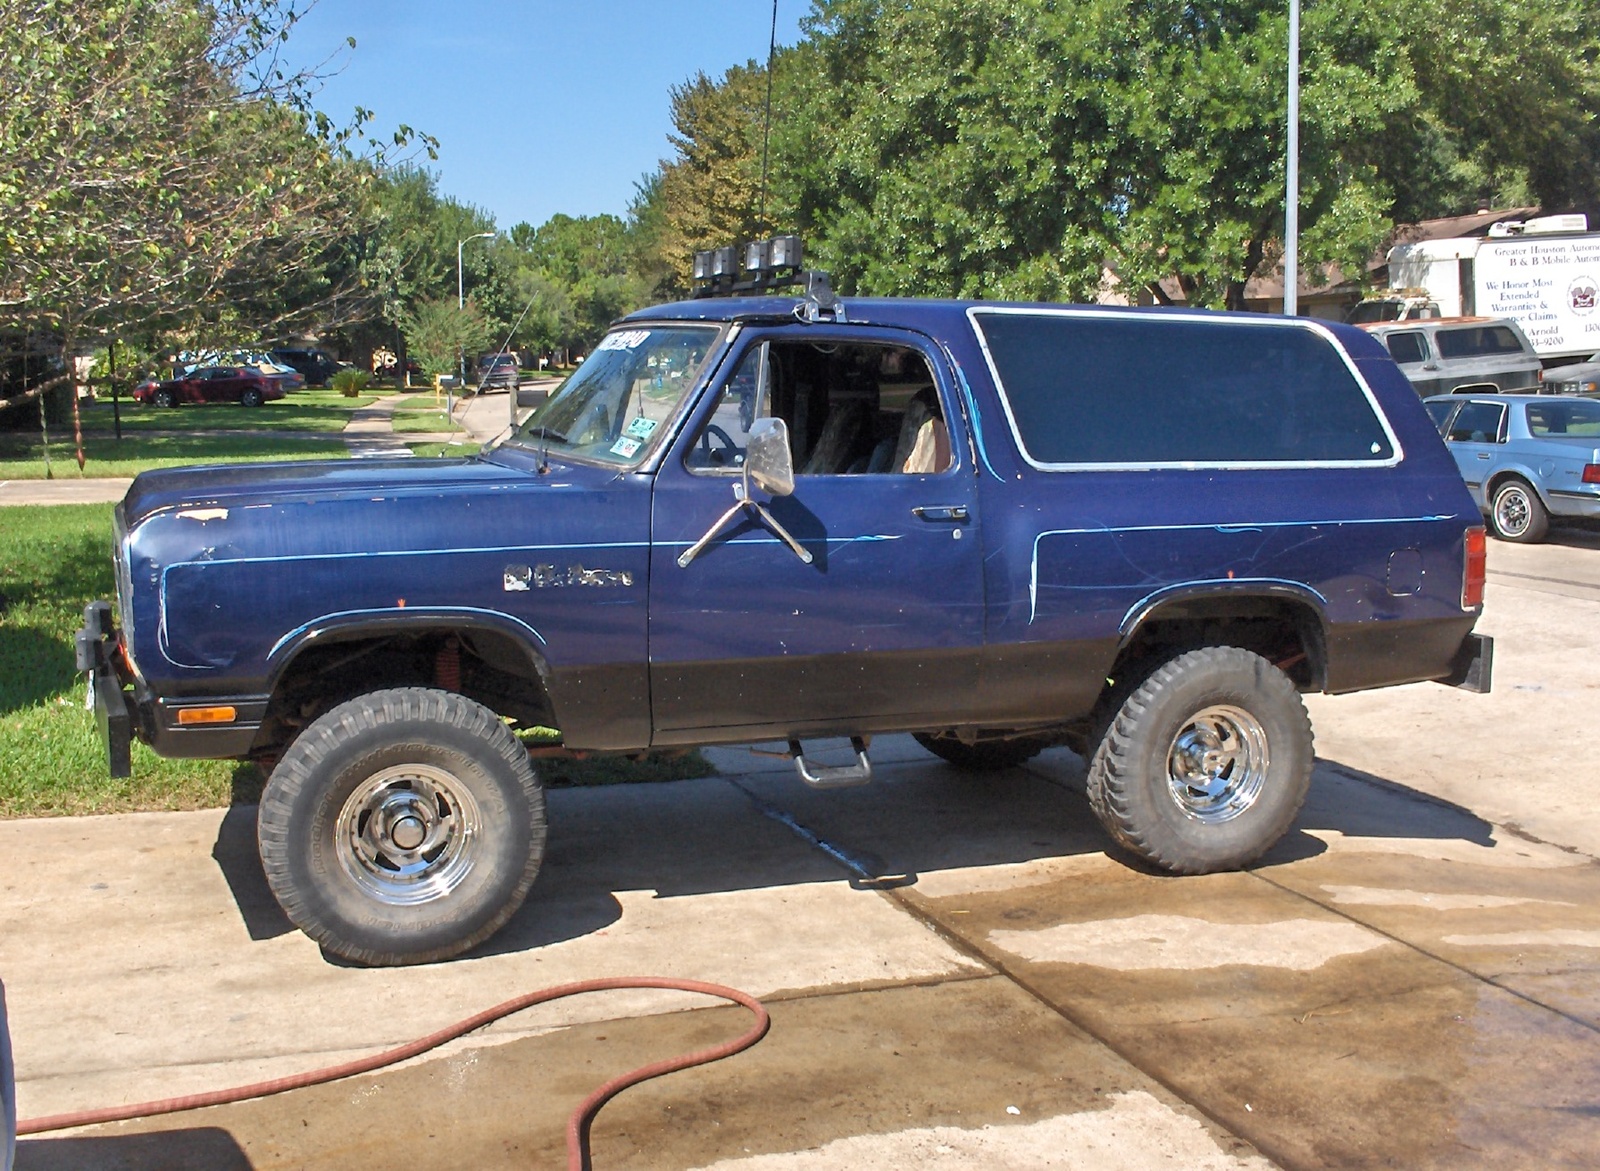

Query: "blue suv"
<box><xmin>78</xmin><ymin>292</ymin><xmax>1493</xmax><ymax>965</ymax></box>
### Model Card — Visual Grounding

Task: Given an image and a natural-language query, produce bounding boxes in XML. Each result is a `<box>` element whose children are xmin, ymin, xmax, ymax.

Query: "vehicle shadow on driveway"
<box><xmin>17</xmin><ymin>1127</ymin><xmax>251</xmax><ymax>1171</ymax></box>
<box><xmin>205</xmin><ymin>742</ymin><xmax>1501</xmax><ymax>964</ymax></box>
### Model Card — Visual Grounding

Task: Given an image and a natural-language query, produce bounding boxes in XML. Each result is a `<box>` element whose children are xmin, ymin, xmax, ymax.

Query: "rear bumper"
<box><xmin>1441</xmin><ymin>632</ymin><xmax>1494</xmax><ymax>693</ymax></box>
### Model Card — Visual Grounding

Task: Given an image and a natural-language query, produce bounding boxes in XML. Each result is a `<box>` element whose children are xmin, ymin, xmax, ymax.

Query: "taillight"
<box><xmin>1462</xmin><ymin>526</ymin><xmax>1487</xmax><ymax>609</ymax></box>
<box><xmin>1583</xmin><ymin>464</ymin><xmax>1600</xmax><ymax>484</ymax></box>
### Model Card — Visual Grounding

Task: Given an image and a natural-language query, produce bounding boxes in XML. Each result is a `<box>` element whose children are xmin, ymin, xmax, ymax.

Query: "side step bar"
<box><xmin>789</xmin><ymin>737</ymin><xmax>873</xmax><ymax>789</ymax></box>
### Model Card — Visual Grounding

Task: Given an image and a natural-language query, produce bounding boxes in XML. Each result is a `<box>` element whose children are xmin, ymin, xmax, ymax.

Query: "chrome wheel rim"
<box><xmin>336</xmin><ymin>764</ymin><xmax>482</xmax><ymax>906</ymax></box>
<box><xmin>1165</xmin><ymin>704</ymin><xmax>1269</xmax><ymax>823</ymax></box>
<box><xmin>1494</xmin><ymin>488</ymin><xmax>1529</xmax><ymax>537</ymax></box>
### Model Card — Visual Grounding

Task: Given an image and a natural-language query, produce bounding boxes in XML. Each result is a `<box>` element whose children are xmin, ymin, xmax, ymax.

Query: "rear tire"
<box><xmin>1086</xmin><ymin>647</ymin><xmax>1311</xmax><ymax>874</ymax></box>
<box><xmin>1489</xmin><ymin>478</ymin><xmax>1548</xmax><ymax>543</ymax></box>
<box><xmin>240</xmin><ymin>387</ymin><xmax>264</xmax><ymax>408</ymax></box>
<box><xmin>258</xmin><ymin>688</ymin><xmax>546</xmax><ymax>966</ymax></box>
<box><xmin>914</xmin><ymin>732</ymin><xmax>1048</xmax><ymax>772</ymax></box>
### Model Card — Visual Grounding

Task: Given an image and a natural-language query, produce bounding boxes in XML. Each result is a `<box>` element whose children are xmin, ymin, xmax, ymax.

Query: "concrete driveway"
<box><xmin>2</xmin><ymin>533</ymin><xmax>1597</xmax><ymax>1169</ymax></box>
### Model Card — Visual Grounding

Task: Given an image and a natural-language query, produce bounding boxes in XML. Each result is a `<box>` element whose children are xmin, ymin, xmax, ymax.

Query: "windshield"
<box><xmin>501</xmin><ymin>324</ymin><xmax>722</xmax><ymax>466</ymax></box>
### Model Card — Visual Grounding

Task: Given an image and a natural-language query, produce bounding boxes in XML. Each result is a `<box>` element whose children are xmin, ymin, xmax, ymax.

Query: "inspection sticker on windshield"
<box><xmin>609</xmin><ymin>436</ymin><xmax>642</xmax><ymax>458</ymax></box>
<box><xmin>596</xmin><ymin>329</ymin><xmax>651</xmax><ymax>353</ymax></box>
<box><xmin>623</xmin><ymin>416</ymin><xmax>658</xmax><ymax>440</ymax></box>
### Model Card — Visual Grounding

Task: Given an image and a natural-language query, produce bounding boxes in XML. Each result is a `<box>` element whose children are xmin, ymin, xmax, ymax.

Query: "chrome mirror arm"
<box><xmin>677</xmin><ymin>483</ymin><xmax>814</xmax><ymax>568</ymax></box>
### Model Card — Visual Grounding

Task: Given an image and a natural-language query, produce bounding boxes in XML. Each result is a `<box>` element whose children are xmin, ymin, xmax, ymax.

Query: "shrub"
<box><xmin>331</xmin><ymin>368</ymin><xmax>371</xmax><ymax>397</ymax></box>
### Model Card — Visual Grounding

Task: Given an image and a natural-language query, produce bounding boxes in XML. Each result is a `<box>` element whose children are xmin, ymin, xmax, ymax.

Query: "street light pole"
<box><xmin>455</xmin><ymin>232</ymin><xmax>493</xmax><ymax>424</ymax></box>
<box><xmin>1284</xmin><ymin>0</ymin><xmax>1300</xmax><ymax>317</ymax></box>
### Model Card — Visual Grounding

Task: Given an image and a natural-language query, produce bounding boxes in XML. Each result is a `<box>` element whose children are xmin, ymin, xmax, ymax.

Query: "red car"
<box><xmin>134</xmin><ymin>366</ymin><xmax>286</xmax><ymax>408</ymax></box>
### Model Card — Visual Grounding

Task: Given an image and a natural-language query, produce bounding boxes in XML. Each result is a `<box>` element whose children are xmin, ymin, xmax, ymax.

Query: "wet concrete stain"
<box><xmin>18</xmin><ymin>978</ymin><xmax>1270</xmax><ymax>1171</ymax></box>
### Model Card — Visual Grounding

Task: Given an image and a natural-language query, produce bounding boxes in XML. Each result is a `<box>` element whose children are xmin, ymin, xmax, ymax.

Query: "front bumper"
<box><xmin>75</xmin><ymin>601</ymin><xmax>267</xmax><ymax>776</ymax></box>
<box><xmin>75</xmin><ymin>601</ymin><xmax>133</xmax><ymax>778</ymax></box>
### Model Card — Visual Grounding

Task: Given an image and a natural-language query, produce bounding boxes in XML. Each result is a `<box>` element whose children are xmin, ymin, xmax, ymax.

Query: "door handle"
<box><xmin>912</xmin><ymin>505</ymin><xmax>968</xmax><ymax>521</ymax></box>
<box><xmin>1477</xmin><ymin>452</ymin><xmax>1490</xmax><ymax>460</ymax></box>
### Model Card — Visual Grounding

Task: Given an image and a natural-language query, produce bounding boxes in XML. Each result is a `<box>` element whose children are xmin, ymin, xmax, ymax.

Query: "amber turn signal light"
<box><xmin>176</xmin><ymin>706</ymin><xmax>237</xmax><ymax>726</ymax></box>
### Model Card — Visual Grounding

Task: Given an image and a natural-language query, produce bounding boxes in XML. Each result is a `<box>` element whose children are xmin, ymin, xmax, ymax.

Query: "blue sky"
<box><xmin>283</xmin><ymin>1</ymin><xmax>810</xmax><ymax>231</ymax></box>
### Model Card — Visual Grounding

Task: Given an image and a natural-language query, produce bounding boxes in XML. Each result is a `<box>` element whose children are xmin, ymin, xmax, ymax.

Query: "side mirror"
<box><xmin>743</xmin><ymin>416</ymin><xmax>795</xmax><ymax>497</ymax></box>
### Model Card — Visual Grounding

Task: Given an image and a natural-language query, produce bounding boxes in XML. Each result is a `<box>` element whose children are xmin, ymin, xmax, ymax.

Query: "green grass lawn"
<box><xmin>76</xmin><ymin>388</ymin><xmax>379</xmax><ymax>433</ymax></box>
<box><xmin>0</xmin><ymin>503</ymin><xmax>711</xmax><ymax>818</ymax></box>
<box><xmin>0</xmin><ymin>505</ymin><xmax>249</xmax><ymax>817</ymax></box>
<box><xmin>0</xmin><ymin>432</ymin><xmax>350</xmax><ymax>479</ymax></box>
<box><xmin>389</xmin><ymin>396</ymin><xmax>462</xmax><ymax>434</ymax></box>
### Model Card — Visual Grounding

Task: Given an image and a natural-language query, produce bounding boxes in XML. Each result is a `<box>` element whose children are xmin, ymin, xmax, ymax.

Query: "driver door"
<box><xmin>647</xmin><ymin>327</ymin><xmax>985</xmax><ymax>743</ymax></box>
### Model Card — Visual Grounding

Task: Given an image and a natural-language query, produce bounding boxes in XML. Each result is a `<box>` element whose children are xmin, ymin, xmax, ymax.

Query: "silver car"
<box><xmin>1541</xmin><ymin>351</ymin><xmax>1600</xmax><ymax>396</ymax></box>
<box><xmin>1424</xmin><ymin>393</ymin><xmax>1600</xmax><ymax>542</ymax></box>
<box><xmin>1363</xmin><ymin>317</ymin><xmax>1543</xmax><ymax>397</ymax></box>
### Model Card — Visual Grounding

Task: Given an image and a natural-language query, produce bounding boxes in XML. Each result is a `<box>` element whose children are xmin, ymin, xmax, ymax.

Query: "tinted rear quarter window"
<box><xmin>972</xmin><ymin>311</ymin><xmax>1395</xmax><ymax>466</ymax></box>
<box><xmin>1435</xmin><ymin>326</ymin><xmax>1526</xmax><ymax>359</ymax></box>
<box><xmin>1526</xmin><ymin>400</ymin><xmax>1600</xmax><ymax>437</ymax></box>
<box><xmin>1385</xmin><ymin>331</ymin><xmax>1428</xmax><ymax>364</ymax></box>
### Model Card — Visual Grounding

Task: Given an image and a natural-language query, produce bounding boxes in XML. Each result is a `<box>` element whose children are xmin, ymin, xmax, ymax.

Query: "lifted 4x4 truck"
<box><xmin>78</xmin><ymin>291</ymin><xmax>1494</xmax><ymax>966</ymax></box>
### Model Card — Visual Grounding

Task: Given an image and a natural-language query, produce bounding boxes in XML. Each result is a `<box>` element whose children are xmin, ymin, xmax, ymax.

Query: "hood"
<box><xmin>119</xmin><ymin>456</ymin><xmax>524</xmax><ymax>529</ymax></box>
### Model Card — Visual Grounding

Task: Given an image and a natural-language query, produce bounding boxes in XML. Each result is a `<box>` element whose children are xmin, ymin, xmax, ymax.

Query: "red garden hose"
<box><xmin>18</xmin><ymin>975</ymin><xmax>770</xmax><ymax>1171</ymax></box>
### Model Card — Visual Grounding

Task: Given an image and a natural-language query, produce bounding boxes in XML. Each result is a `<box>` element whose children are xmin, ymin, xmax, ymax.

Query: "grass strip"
<box><xmin>75</xmin><ymin>389</ymin><xmax>379</xmax><ymax>433</ymax></box>
<box><xmin>0</xmin><ymin>433</ymin><xmax>349</xmax><ymax>479</ymax></box>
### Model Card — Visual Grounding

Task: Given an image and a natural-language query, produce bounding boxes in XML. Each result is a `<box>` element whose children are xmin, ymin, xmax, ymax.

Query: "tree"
<box><xmin>395</xmin><ymin>296</ymin><xmax>492</xmax><ymax>379</ymax></box>
<box><xmin>638</xmin><ymin>62</ymin><xmax>789</xmax><ymax>293</ymax></box>
<box><xmin>517</xmin><ymin>214</ymin><xmax>647</xmax><ymax>351</ymax></box>
<box><xmin>0</xmin><ymin>0</ymin><xmax>433</xmax><ymax>413</ymax></box>
<box><xmin>776</xmin><ymin>0</ymin><xmax>1600</xmax><ymax>309</ymax></box>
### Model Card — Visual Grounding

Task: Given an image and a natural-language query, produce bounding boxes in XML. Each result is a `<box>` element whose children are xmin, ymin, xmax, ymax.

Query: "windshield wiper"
<box><xmin>520</xmin><ymin>425</ymin><xmax>567</xmax><ymax>444</ymax></box>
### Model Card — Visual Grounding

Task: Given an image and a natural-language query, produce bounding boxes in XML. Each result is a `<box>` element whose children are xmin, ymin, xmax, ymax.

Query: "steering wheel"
<box><xmin>698</xmin><ymin>424</ymin><xmax>741</xmax><ymax>466</ymax></box>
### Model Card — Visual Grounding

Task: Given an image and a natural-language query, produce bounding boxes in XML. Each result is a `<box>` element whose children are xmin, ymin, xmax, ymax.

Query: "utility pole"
<box><xmin>1284</xmin><ymin>0</ymin><xmax>1300</xmax><ymax>317</ymax></box>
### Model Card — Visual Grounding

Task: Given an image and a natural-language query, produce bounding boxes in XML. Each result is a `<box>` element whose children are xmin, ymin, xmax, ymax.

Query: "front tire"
<box><xmin>1489</xmin><ymin>478</ymin><xmax>1548</xmax><ymax>543</ymax></box>
<box><xmin>258</xmin><ymin>688</ymin><xmax>546</xmax><ymax>966</ymax></box>
<box><xmin>152</xmin><ymin>388</ymin><xmax>176</xmax><ymax>408</ymax></box>
<box><xmin>1086</xmin><ymin>647</ymin><xmax>1311</xmax><ymax>874</ymax></box>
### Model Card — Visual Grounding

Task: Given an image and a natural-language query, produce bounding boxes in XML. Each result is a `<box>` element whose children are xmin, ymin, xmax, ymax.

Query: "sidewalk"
<box><xmin>0</xmin><ymin>381</ymin><xmax>555</xmax><ymax>506</ymax></box>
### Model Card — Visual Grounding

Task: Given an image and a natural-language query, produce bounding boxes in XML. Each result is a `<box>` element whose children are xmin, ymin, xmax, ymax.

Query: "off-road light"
<box><xmin>711</xmin><ymin>246</ymin><xmax>737</xmax><ymax>277</ymax></box>
<box><xmin>768</xmin><ymin>235</ymin><xmax>802</xmax><ymax>269</ymax></box>
<box><xmin>692</xmin><ymin>251</ymin><xmax>713</xmax><ymax>281</ymax></box>
<box><xmin>744</xmin><ymin>240</ymin><xmax>770</xmax><ymax>273</ymax></box>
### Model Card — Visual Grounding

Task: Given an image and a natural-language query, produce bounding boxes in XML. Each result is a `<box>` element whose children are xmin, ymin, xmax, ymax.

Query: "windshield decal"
<box><xmin>623</xmin><ymin>417</ymin><xmax>659</xmax><ymax>440</ymax></box>
<box><xmin>609</xmin><ymin>436</ymin><xmax>642</xmax><ymax>458</ymax></box>
<box><xmin>595</xmin><ymin>329</ymin><xmax>651</xmax><ymax>352</ymax></box>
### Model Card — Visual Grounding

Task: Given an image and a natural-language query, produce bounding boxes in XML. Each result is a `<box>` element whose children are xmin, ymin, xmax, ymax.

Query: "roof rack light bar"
<box><xmin>692</xmin><ymin>235</ymin><xmax>807</xmax><ymax>299</ymax></box>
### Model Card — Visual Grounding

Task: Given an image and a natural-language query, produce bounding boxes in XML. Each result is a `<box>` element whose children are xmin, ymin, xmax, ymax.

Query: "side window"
<box><xmin>687</xmin><ymin>340</ymin><xmax>952</xmax><ymax>476</ymax></box>
<box><xmin>1422</xmin><ymin>399</ymin><xmax>1457</xmax><ymax>435</ymax></box>
<box><xmin>1436</xmin><ymin>326</ymin><xmax>1526</xmax><ymax>359</ymax></box>
<box><xmin>972</xmin><ymin>311</ymin><xmax>1395</xmax><ymax>465</ymax></box>
<box><xmin>1385</xmin><ymin>332</ymin><xmax>1427</xmax><ymax>365</ymax></box>
<box><xmin>1445</xmin><ymin>401</ymin><xmax>1507</xmax><ymax>443</ymax></box>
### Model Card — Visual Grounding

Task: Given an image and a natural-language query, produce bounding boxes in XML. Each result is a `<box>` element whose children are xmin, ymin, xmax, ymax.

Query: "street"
<box><xmin>2</xmin><ymin>530</ymin><xmax>1597</xmax><ymax>1169</ymax></box>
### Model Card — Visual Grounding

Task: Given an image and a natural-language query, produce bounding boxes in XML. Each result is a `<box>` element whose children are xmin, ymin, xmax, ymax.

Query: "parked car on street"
<box><xmin>1361</xmin><ymin>317</ymin><xmax>1542</xmax><ymax>397</ymax></box>
<box><xmin>1540</xmin><ymin>351</ymin><xmax>1600</xmax><ymax>397</ymax></box>
<box><xmin>1423</xmin><ymin>392</ymin><xmax>1600</xmax><ymax>542</ymax></box>
<box><xmin>270</xmin><ymin>347</ymin><xmax>345</xmax><ymax>386</ymax></box>
<box><xmin>251</xmin><ymin>360</ymin><xmax>305</xmax><ymax>393</ymax></box>
<box><xmin>133</xmin><ymin>365</ymin><xmax>286</xmax><ymax>408</ymax></box>
<box><xmin>477</xmin><ymin>352</ymin><xmax>521</xmax><ymax>391</ymax></box>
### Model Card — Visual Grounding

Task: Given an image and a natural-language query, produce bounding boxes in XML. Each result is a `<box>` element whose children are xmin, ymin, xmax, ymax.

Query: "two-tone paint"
<box><xmin>96</xmin><ymin>298</ymin><xmax>1489</xmax><ymax>768</ymax></box>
